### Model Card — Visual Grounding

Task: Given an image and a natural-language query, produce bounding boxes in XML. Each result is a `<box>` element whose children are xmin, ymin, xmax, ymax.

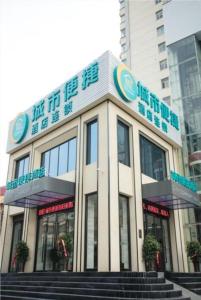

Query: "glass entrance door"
<box><xmin>36</xmin><ymin>210</ymin><xmax>74</xmax><ymax>271</ymax></box>
<box><xmin>144</xmin><ymin>213</ymin><xmax>172</xmax><ymax>271</ymax></box>
<box><xmin>9</xmin><ymin>214</ymin><xmax>24</xmax><ymax>272</ymax></box>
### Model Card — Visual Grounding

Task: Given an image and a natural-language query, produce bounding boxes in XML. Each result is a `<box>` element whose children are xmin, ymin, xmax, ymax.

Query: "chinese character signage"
<box><xmin>143</xmin><ymin>202</ymin><xmax>170</xmax><ymax>218</ymax></box>
<box><xmin>38</xmin><ymin>201</ymin><xmax>74</xmax><ymax>216</ymax></box>
<box><xmin>6</xmin><ymin>167</ymin><xmax>45</xmax><ymax>191</ymax></box>
<box><xmin>114</xmin><ymin>64</ymin><xmax>179</xmax><ymax>136</ymax></box>
<box><xmin>170</xmin><ymin>171</ymin><xmax>197</xmax><ymax>192</ymax></box>
<box><xmin>7</xmin><ymin>51</ymin><xmax>181</xmax><ymax>153</ymax></box>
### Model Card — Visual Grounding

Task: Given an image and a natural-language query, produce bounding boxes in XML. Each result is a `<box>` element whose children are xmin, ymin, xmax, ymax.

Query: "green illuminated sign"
<box><xmin>12</xmin><ymin>113</ymin><xmax>29</xmax><ymax>143</ymax></box>
<box><xmin>6</xmin><ymin>167</ymin><xmax>45</xmax><ymax>191</ymax></box>
<box><xmin>170</xmin><ymin>171</ymin><xmax>197</xmax><ymax>193</ymax></box>
<box><xmin>114</xmin><ymin>64</ymin><xmax>180</xmax><ymax>135</ymax></box>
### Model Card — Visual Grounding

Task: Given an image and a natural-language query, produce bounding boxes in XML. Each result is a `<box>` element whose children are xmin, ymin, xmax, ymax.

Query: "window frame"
<box><xmin>41</xmin><ymin>137</ymin><xmax>77</xmax><ymax>177</ymax></box>
<box><xmin>157</xmin><ymin>25</ymin><xmax>164</xmax><ymax>37</ymax></box>
<box><xmin>158</xmin><ymin>42</ymin><xmax>166</xmax><ymax>53</ymax></box>
<box><xmin>160</xmin><ymin>59</ymin><xmax>168</xmax><ymax>70</ymax></box>
<box><xmin>161</xmin><ymin>77</ymin><xmax>169</xmax><ymax>89</ymax></box>
<box><xmin>15</xmin><ymin>155</ymin><xmax>30</xmax><ymax>179</ymax></box>
<box><xmin>140</xmin><ymin>134</ymin><xmax>168</xmax><ymax>181</ymax></box>
<box><xmin>117</xmin><ymin>119</ymin><xmax>130</xmax><ymax>167</ymax></box>
<box><xmin>156</xmin><ymin>9</ymin><xmax>163</xmax><ymax>20</ymax></box>
<box><xmin>86</xmin><ymin>119</ymin><xmax>98</xmax><ymax>165</ymax></box>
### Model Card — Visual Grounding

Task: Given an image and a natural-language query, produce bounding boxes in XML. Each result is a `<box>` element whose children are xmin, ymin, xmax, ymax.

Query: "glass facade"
<box><xmin>36</xmin><ymin>209</ymin><xmax>74</xmax><ymax>271</ymax></box>
<box><xmin>168</xmin><ymin>35</ymin><xmax>201</xmax><ymax>245</ymax></box>
<box><xmin>118</xmin><ymin>120</ymin><xmax>130</xmax><ymax>166</ymax></box>
<box><xmin>41</xmin><ymin>137</ymin><xmax>77</xmax><ymax>177</ymax></box>
<box><xmin>140</xmin><ymin>135</ymin><xmax>167</xmax><ymax>181</ymax></box>
<box><xmin>86</xmin><ymin>120</ymin><xmax>98</xmax><ymax>165</ymax></box>
<box><xmin>15</xmin><ymin>155</ymin><xmax>29</xmax><ymax>178</ymax></box>
<box><xmin>119</xmin><ymin>195</ymin><xmax>130</xmax><ymax>270</ymax></box>
<box><xmin>85</xmin><ymin>193</ymin><xmax>98</xmax><ymax>270</ymax></box>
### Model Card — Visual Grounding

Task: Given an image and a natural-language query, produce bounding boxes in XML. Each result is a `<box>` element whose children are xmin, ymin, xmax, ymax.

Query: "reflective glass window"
<box><xmin>86</xmin><ymin>120</ymin><xmax>98</xmax><ymax>165</ymax></box>
<box><xmin>140</xmin><ymin>136</ymin><xmax>167</xmax><ymax>181</ymax></box>
<box><xmin>157</xmin><ymin>25</ymin><xmax>164</xmax><ymax>36</ymax></box>
<box><xmin>160</xmin><ymin>59</ymin><xmax>167</xmax><ymax>70</ymax></box>
<box><xmin>58</xmin><ymin>142</ymin><xmax>68</xmax><ymax>175</ymax></box>
<box><xmin>68</xmin><ymin>138</ymin><xmax>77</xmax><ymax>172</ymax></box>
<box><xmin>118</xmin><ymin>120</ymin><xmax>130</xmax><ymax>166</ymax></box>
<box><xmin>161</xmin><ymin>77</ymin><xmax>169</xmax><ymax>89</ymax></box>
<box><xmin>156</xmin><ymin>10</ymin><xmax>163</xmax><ymax>20</ymax></box>
<box><xmin>158</xmin><ymin>42</ymin><xmax>166</xmax><ymax>53</ymax></box>
<box><xmin>41</xmin><ymin>137</ymin><xmax>77</xmax><ymax>177</ymax></box>
<box><xmin>15</xmin><ymin>155</ymin><xmax>29</xmax><ymax>179</ymax></box>
<box><xmin>119</xmin><ymin>195</ymin><xmax>130</xmax><ymax>270</ymax></box>
<box><xmin>49</xmin><ymin>147</ymin><xmax>59</xmax><ymax>177</ymax></box>
<box><xmin>85</xmin><ymin>193</ymin><xmax>98</xmax><ymax>270</ymax></box>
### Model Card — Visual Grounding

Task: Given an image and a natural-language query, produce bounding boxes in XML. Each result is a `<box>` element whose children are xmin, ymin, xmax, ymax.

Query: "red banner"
<box><xmin>143</xmin><ymin>202</ymin><xmax>170</xmax><ymax>218</ymax></box>
<box><xmin>38</xmin><ymin>201</ymin><xmax>74</xmax><ymax>216</ymax></box>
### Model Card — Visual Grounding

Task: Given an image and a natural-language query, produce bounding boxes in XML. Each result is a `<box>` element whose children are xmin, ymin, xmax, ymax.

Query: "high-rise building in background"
<box><xmin>120</xmin><ymin>0</ymin><xmax>201</xmax><ymax>248</ymax></box>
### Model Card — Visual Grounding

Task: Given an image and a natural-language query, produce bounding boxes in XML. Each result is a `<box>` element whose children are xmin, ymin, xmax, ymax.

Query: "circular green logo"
<box><xmin>12</xmin><ymin>113</ymin><xmax>29</xmax><ymax>144</ymax></box>
<box><xmin>114</xmin><ymin>64</ymin><xmax>138</xmax><ymax>102</ymax></box>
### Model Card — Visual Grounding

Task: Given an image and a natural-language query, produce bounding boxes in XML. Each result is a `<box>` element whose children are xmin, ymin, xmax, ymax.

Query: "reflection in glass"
<box><xmin>49</xmin><ymin>147</ymin><xmax>59</xmax><ymax>177</ymax></box>
<box><xmin>140</xmin><ymin>136</ymin><xmax>167</xmax><ymax>181</ymax></box>
<box><xmin>58</xmin><ymin>142</ymin><xmax>68</xmax><ymax>175</ymax></box>
<box><xmin>119</xmin><ymin>195</ymin><xmax>130</xmax><ymax>270</ymax></box>
<box><xmin>68</xmin><ymin>138</ymin><xmax>77</xmax><ymax>172</ymax></box>
<box><xmin>85</xmin><ymin>194</ymin><xmax>98</xmax><ymax>270</ymax></box>
<box><xmin>41</xmin><ymin>137</ymin><xmax>77</xmax><ymax>177</ymax></box>
<box><xmin>86</xmin><ymin>120</ymin><xmax>98</xmax><ymax>165</ymax></box>
<box><xmin>118</xmin><ymin>120</ymin><xmax>130</xmax><ymax>166</ymax></box>
<box><xmin>15</xmin><ymin>156</ymin><xmax>29</xmax><ymax>178</ymax></box>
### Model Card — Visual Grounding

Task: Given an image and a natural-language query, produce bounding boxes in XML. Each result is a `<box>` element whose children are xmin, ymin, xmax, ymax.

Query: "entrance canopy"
<box><xmin>4</xmin><ymin>177</ymin><xmax>75</xmax><ymax>208</ymax></box>
<box><xmin>142</xmin><ymin>180</ymin><xmax>201</xmax><ymax>210</ymax></box>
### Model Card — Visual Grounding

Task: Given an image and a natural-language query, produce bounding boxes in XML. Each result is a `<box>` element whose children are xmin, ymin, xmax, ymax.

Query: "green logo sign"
<box><xmin>114</xmin><ymin>64</ymin><xmax>138</xmax><ymax>102</ymax></box>
<box><xmin>12</xmin><ymin>113</ymin><xmax>29</xmax><ymax>143</ymax></box>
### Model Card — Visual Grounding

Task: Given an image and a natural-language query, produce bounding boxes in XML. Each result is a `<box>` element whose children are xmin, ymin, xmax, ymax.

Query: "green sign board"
<box><xmin>6</xmin><ymin>167</ymin><xmax>45</xmax><ymax>191</ymax></box>
<box><xmin>170</xmin><ymin>171</ymin><xmax>197</xmax><ymax>193</ymax></box>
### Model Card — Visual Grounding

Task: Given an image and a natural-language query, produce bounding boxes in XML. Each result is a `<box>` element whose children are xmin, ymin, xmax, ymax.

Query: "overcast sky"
<box><xmin>0</xmin><ymin>0</ymin><xmax>120</xmax><ymax>186</ymax></box>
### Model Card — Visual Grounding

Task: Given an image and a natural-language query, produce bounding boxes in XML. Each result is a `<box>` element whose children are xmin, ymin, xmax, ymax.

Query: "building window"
<box><xmin>41</xmin><ymin>137</ymin><xmax>77</xmax><ymax>177</ymax></box>
<box><xmin>160</xmin><ymin>59</ymin><xmax>168</xmax><ymax>70</ymax></box>
<box><xmin>15</xmin><ymin>155</ymin><xmax>29</xmax><ymax>179</ymax></box>
<box><xmin>140</xmin><ymin>135</ymin><xmax>167</xmax><ymax>181</ymax></box>
<box><xmin>155</xmin><ymin>0</ymin><xmax>161</xmax><ymax>4</ymax></box>
<box><xmin>161</xmin><ymin>77</ymin><xmax>169</xmax><ymax>89</ymax></box>
<box><xmin>121</xmin><ymin>28</ymin><xmax>126</xmax><ymax>38</ymax></box>
<box><xmin>117</xmin><ymin>120</ymin><xmax>130</xmax><ymax>166</ymax></box>
<box><xmin>163</xmin><ymin>96</ymin><xmax>171</xmax><ymax>105</ymax></box>
<box><xmin>157</xmin><ymin>25</ymin><xmax>164</xmax><ymax>37</ymax></box>
<box><xmin>158</xmin><ymin>42</ymin><xmax>166</xmax><ymax>53</ymax></box>
<box><xmin>85</xmin><ymin>193</ymin><xmax>98</xmax><ymax>270</ymax></box>
<box><xmin>86</xmin><ymin>119</ymin><xmax>98</xmax><ymax>165</ymax></box>
<box><xmin>156</xmin><ymin>10</ymin><xmax>163</xmax><ymax>20</ymax></box>
<box><xmin>119</xmin><ymin>195</ymin><xmax>130</xmax><ymax>270</ymax></box>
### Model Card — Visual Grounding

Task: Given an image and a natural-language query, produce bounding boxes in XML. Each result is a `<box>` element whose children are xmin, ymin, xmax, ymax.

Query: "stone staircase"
<box><xmin>1</xmin><ymin>272</ymin><xmax>191</xmax><ymax>300</ymax></box>
<box><xmin>166</xmin><ymin>272</ymin><xmax>201</xmax><ymax>296</ymax></box>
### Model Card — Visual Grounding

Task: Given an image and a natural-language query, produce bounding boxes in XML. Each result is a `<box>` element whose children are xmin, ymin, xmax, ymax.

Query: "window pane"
<box><xmin>15</xmin><ymin>156</ymin><xmax>29</xmax><ymax>179</ymax></box>
<box><xmin>23</xmin><ymin>156</ymin><xmax>29</xmax><ymax>174</ymax></box>
<box><xmin>85</xmin><ymin>193</ymin><xmax>98</xmax><ymax>270</ymax></box>
<box><xmin>119</xmin><ymin>195</ymin><xmax>130</xmax><ymax>270</ymax></box>
<box><xmin>156</xmin><ymin>10</ymin><xmax>163</xmax><ymax>20</ymax></box>
<box><xmin>157</xmin><ymin>25</ymin><xmax>164</xmax><ymax>36</ymax></box>
<box><xmin>160</xmin><ymin>59</ymin><xmax>167</xmax><ymax>70</ymax></box>
<box><xmin>86</xmin><ymin>120</ymin><xmax>98</xmax><ymax>165</ymax></box>
<box><xmin>158</xmin><ymin>42</ymin><xmax>166</xmax><ymax>53</ymax></box>
<box><xmin>41</xmin><ymin>151</ymin><xmax>50</xmax><ymax>175</ymax></box>
<box><xmin>49</xmin><ymin>147</ymin><xmax>59</xmax><ymax>177</ymax></box>
<box><xmin>58</xmin><ymin>142</ymin><xmax>68</xmax><ymax>175</ymax></box>
<box><xmin>161</xmin><ymin>77</ymin><xmax>169</xmax><ymax>89</ymax></box>
<box><xmin>68</xmin><ymin>138</ymin><xmax>77</xmax><ymax>172</ymax></box>
<box><xmin>118</xmin><ymin>120</ymin><xmax>130</xmax><ymax>166</ymax></box>
<box><xmin>140</xmin><ymin>136</ymin><xmax>167</xmax><ymax>181</ymax></box>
